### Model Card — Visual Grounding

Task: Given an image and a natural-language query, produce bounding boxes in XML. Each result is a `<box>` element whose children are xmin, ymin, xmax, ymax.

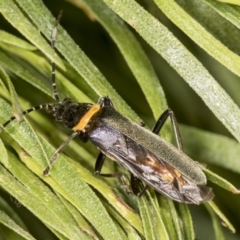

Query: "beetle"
<box><xmin>0</xmin><ymin>12</ymin><xmax>214</xmax><ymax>204</ymax></box>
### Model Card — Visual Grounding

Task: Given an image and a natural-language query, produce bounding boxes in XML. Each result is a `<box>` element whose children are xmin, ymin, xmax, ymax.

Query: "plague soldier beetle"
<box><xmin>0</xmin><ymin>12</ymin><xmax>214</xmax><ymax>204</ymax></box>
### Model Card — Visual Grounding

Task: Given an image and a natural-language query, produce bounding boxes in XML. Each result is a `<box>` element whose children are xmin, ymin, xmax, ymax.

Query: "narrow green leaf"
<box><xmin>137</xmin><ymin>192</ymin><xmax>175</xmax><ymax>240</ymax></box>
<box><xmin>44</xmin><ymin>227</ymin><xmax>69</xmax><ymax>240</ymax></box>
<box><xmin>14</xmin><ymin>0</ymin><xmax>140</xmax><ymax>122</ymax></box>
<box><xmin>217</xmin><ymin>0</ymin><xmax>240</xmax><ymax>5</ymax></box>
<box><xmin>176</xmin><ymin>0</ymin><xmax>240</xmax><ymax>54</ymax></box>
<box><xmin>180</xmin><ymin>125</ymin><xmax>240</xmax><ymax>176</ymax></box>
<box><xmin>203</xmin><ymin>0</ymin><xmax>240</xmax><ymax>29</ymax></box>
<box><xmin>182</xmin><ymin>123</ymin><xmax>240</xmax><ymax>194</ymax></box>
<box><xmin>0</xmin><ymin>0</ymin><xmax>64</xmax><ymax>69</ymax></box>
<box><xmin>0</xmin><ymin>196</ymin><xmax>27</xmax><ymax>231</ymax></box>
<box><xmin>0</xmin><ymin>137</ymin><xmax>8</xmax><ymax>172</ymax></box>
<box><xmin>0</xmin><ymin>43</ymin><xmax>92</xmax><ymax>103</ymax></box>
<box><xmin>57</xmin><ymin>194</ymin><xmax>98</xmax><ymax>240</ymax></box>
<box><xmin>103</xmin><ymin>202</ymin><xmax>142</xmax><ymax>240</ymax></box>
<box><xmin>155</xmin><ymin>0</ymin><xmax>240</xmax><ymax>77</ymax></box>
<box><xmin>71</xmin><ymin>0</ymin><xmax>166</xmax><ymax>120</ymax></box>
<box><xmin>205</xmin><ymin>203</ymin><xmax>225</xmax><ymax>240</ymax></box>
<box><xmin>127</xmin><ymin>227</ymin><xmax>142</xmax><ymax>240</ymax></box>
<box><xmin>151</xmin><ymin>195</ymin><xmax>170</xmax><ymax>240</ymax></box>
<box><xmin>0</xmin><ymin>46</ymin><xmax>52</xmax><ymax>97</ymax></box>
<box><xmin>0</xmin><ymin>65</ymin><xmax>22</xmax><ymax>122</ymax></box>
<box><xmin>178</xmin><ymin>204</ymin><xmax>195</xmax><ymax>240</ymax></box>
<box><xmin>202</xmin><ymin>167</ymin><xmax>240</xmax><ymax>194</ymax></box>
<box><xmin>0</xmin><ymin>210</ymin><xmax>36</xmax><ymax>240</ymax></box>
<box><xmin>150</xmin><ymin>196</ymin><xmax>170</xmax><ymax>240</ymax></box>
<box><xmin>0</xmin><ymin>147</ymin><xmax>87</xmax><ymax>239</ymax></box>
<box><xmin>0</xmin><ymin>160</ymin><xmax>70</xmax><ymax>239</ymax></box>
<box><xmin>206</xmin><ymin>201</ymin><xmax>236</xmax><ymax>233</ymax></box>
<box><xmin>138</xmin><ymin>195</ymin><xmax>159</xmax><ymax>240</ymax></box>
<box><xmin>101</xmin><ymin>0</ymin><xmax>240</xmax><ymax>144</ymax></box>
<box><xmin>0</xmin><ymin>30</ymin><xmax>36</xmax><ymax>50</ymax></box>
<box><xmin>159</xmin><ymin>197</ymin><xmax>182</xmax><ymax>240</ymax></box>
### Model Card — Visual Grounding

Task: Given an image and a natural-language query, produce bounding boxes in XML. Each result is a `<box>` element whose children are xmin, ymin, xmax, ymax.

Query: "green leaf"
<box><xmin>203</xmin><ymin>0</ymin><xmax>240</xmax><ymax>30</ymax></box>
<box><xmin>216</xmin><ymin>0</ymin><xmax>240</xmax><ymax>5</ymax></box>
<box><xmin>102</xmin><ymin>0</ymin><xmax>240</xmax><ymax>144</ymax></box>
<box><xmin>155</xmin><ymin>0</ymin><xmax>240</xmax><ymax>77</ymax></box>
<box><xmin>0</xmin><ymin>0</ymin><xmax>64</xmax><ymax>70</ymax></box>
<box><xmin>205</xmin><ymin>203</ymin><xmax>225</xmax><ymax>240</ymax></box>
<box><xmin>0</xmin><ymin>210</ymin><xmax>36</xmax><ymax>240</ymax></box>
<box><xmin>176</xmin><ymin>0</ymin><xmax>240</xmax><ymax>54</ymax></box>
<box><xmin>138</xmin><ymin>195</ymin><xmax>160</xmax><ymax>240</ymax></box>
<box><xmin>202</xmin><ymin>167</ymin><xmax>240</xmax><ymax>194</ymax></box>
<box><xmin>180</xmin><ymin>125</ymin><xmax>240</xmax><ymax>176</ymax></box>
<box><xmin>178</xmin><ymin>204</ymin><xmax>195</xmax><ymax>240</ymax></box>
<box><xmin>206</xmin><ymin>201</ymin><xmax>236</xmax><ymax>233</ymax></box>
<box><xmin>0</xmin><ymin>65</ymin><xmax>22</xmax><ymax>122</ymax></box>
<box><xmin>0</xmin><ymin>30</ymin><xmax>36</xmax><ymax>50</ymax></box>
<box><xmin>70</xmin><ymin>0</ymin><xmax>167</xmax><ymax>120</ymax></box>
<box><xmin>0</xmin><ymin>144</ymin><xmax>88</xmax><ymax>239</ymax></box>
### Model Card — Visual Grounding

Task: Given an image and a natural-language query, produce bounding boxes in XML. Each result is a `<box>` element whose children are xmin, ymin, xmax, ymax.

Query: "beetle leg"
<box><xmin>130</xmin><ymin>174</ymin><xmax>149</xmax><ymax>197</ymax></box>
<box><xmin>94</xmin><ymin>152</ymin><xmax>133</xmax><ymax>192</ymax></box>
<box><xmin>94</xmin><ymin>152</ymin><xmax>123</xmax><ymax>178</ymax></box>
<box><xmin>94</xmin><ymin>152</ymin><xmax>106</xmax><ymax>175</ymax></box>
<box><xmin>152</xmin><ymin>108</ymin><xmax>183</xmax><ymax>151</ymax></box>
<box><xmin>43</xmin><ymin>131</ymin><xmax>80</xmax><ymax>175</ymax></box>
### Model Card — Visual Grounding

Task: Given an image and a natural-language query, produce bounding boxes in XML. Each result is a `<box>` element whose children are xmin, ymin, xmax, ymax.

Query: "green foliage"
<box><xmin>0</xmin><ymin>0</ymin><xmax>240</xmax><ymax>239</ymax></box>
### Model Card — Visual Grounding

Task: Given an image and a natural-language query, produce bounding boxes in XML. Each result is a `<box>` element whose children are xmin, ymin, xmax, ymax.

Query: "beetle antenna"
<box><xmin>0</xmin><ymin>104</ymin><xmax>52</xmax><ymax>134</ymax></box>
<box><xmin>51</xmin><ymin>10</ymin><xmax>63</xmax><ymax>103</ymax></box>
